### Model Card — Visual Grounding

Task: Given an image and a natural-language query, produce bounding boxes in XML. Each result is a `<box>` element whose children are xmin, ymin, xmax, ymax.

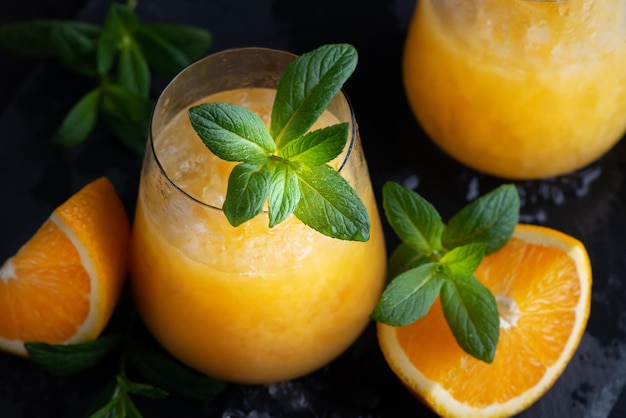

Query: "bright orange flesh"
<box><xmin>0</xmin><ymin>177</ymin><xmax>130</xmax><ymax>357</ymax></box>
<box><xmin>377</xmin><ymin>224</ymin><xmax>592</xmax><ymax>417</ymax></box>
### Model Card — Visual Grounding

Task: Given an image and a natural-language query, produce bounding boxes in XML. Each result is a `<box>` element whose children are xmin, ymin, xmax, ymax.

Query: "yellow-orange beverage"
<box><xmin>129</xmin><ymin>49</ymin><xmax>387</xmax><ymax>384</ymax></box>
<box><xmin>403</xmin><ymin>0</ymin><xmax>626</xmax><ymax>179</ymax></box>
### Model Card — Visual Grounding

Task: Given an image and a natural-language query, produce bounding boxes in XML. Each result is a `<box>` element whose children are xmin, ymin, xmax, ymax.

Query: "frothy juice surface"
<box><xmin>129</xmin><ymin>88</ymin><xmax>387</xmax><ymax>384</ymax></box>
<box><xmin>403</xmin><ymin>0</ymin><xmax>626</xmax><ymax>179</ymax></box>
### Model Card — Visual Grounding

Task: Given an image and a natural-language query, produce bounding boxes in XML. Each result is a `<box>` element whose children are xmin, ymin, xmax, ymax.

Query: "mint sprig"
<box><xmin>24</xmin><ymin>299</ymin><xmax>225</xmax><ymax>417</ymax></box>
<box><xmin>0</xmin><ymin>0</ymin><xmax>211</xmax><ymax>155</ymax></box>
<box><xmin>188</xmin><ymin>43</ymin><xmax>370</xmax><ymax>242</ymax></box>
<box><xmin>371</xmin><ymin>182</ymin><xmax>520</xmax><ymax>363</ymax></box>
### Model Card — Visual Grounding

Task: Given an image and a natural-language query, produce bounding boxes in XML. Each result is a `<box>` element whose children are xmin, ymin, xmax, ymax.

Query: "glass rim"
<box><xmin>148</xmin><ymin>46</ymin><xmax>358</xmax><ymax>212</ymax></box>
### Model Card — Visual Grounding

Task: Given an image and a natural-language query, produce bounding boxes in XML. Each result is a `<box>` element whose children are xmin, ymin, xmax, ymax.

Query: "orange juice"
<box><xmin>403</xmin><ymin>0</ymin><xmax>626</xmax><ymax>179</ymax></box>
<box><xmin>129</xmin><ymin>79</ymin><xmax>386</xmax><ymax>383</ymax></box>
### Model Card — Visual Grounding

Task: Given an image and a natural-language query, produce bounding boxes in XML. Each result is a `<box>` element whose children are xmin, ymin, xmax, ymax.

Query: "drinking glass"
<box><xmin>129</xmin><ymin>47</ymin><xmax>387</xmax><ymax>384</ymax></box>
<box><xmin>403</xmin><ymin>0</ymin><xmax>626</xmax><ymax>179</ymax></box>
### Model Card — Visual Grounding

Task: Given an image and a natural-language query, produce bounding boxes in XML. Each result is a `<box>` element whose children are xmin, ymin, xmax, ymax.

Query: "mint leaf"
<box><xmin>371</xmin><ymin>263</ymin><xmax>443</xmax><ymax>326</ymax></box>
<box><xmin>387</xmin><ymin>242</ymin><xmax>429</xmax><ymax>281</ymax></box>
<box><xmin>118</xmin><ymin>37</ymin><xmax>150</xmax><ymax>98</ymax></box>
<box><xmin>374</xmin><ymin>181</ymin><xmax>520</xmax><ymax>362</ymax></box>
<box><xmin>0</xmin><ymin>20</ymin><xmax>100</xmax><ymax>64</ymax></box>
<box><xmin>295</xmin><ymin>164</ymin><xmax>369</xmax><ymax>241</ymax></box>
<box><xmin>268</xmin><ymin>162</ymin><xmax>300</xmax><ymax>227</ymax></box>
<box><xmin>440</xmin><ymin>276</ymin><xmax>500</xmax><ymax>363</ymax></box>
<box><xmin>443</xmin><ymin>184</ymin><xmax>519</xmax><ymax>254</ymax></box>
<box><xmin>1</xmin><ymin>3</ymin><xmax>210</xmax><ymax>155</ymax></box>
<box><xmin>280</xmin><ymin>123</ymin><xmax>349</xmax><ymax>166</ymax></box>
<box><xmin>25</xmin><ymin>333</ymin><xmax>123</xmax><ymax>375</ymax></box>
<box><xmin>97</xmin><ymin>3</ymin><xmax>143</xmax><ymax>75</ymax></box>
<box><xmin>117</xmin><ymin>396</ymin><xmax>143</xmax><ymax>418</ymax></box>
<box><xmin>223</xmin><ymin>164</ymin><xmax>271</xmax><ymax>226</ymax></box>
<box><xmin>53</xmin><ymin>87</ymin><xmax>101</xmax><ymax>147</ymax></box>
<box><xmin>382</xmin><ymin>181</ymin><xmax>443</xmax><ymax>256</ymax></box>
<box><xmin>117</xmin><ymin>375</ymin><xmax>168</xmax><ymax>399</ymax></box>
<box><xmin>189</xmin><ymin>103</ymin><xmax>275</xmax><ymax>164</ymax></box>
<box><xmin>101</xmin><ymin>83</ymin><xmax>154</xmax><ymax>156</ymax></box>
<box><xmin>88</xmin><ymin>398</ymin><xmax>118</xmax><ymax>418</ymax></box>
<box><xmin>50</xmin><ymin>22</ymin><xmax>99</xmax><ymax>75</ymax></box>
<box><xmin>135</xmin><ymin>23</ymin><xmax>212</xmax><ymax>78</ymax></box>
<box><xmin>439</xmin><ymin>243</ymin><xmax>486</xmax><ymax>277</ymax></box>
<box><xmin>128</xmin><ymin>340</ymin><xmax>226</xmax><ymax>402</ymax></box>
<box><xmin>97</xmin><ymin>4</ymin><xmax>139</xmax><ymax>74</ymax></box>
<box><xmin>97</xmin><ymin>4</ymin><xmax>125</xmax><ymax>75</ymax></box>
<box><xmin>88</xmin><ymin>375</ymin><xmax>155</xmax><ymax>418</ymax></box>
<box><xmin>189</xmin><ymin>44</ymin><xmax>369</xmax><ymax>241</ymax></box>
<box><xmin>98</xmin><ymin>386</ymin><xmax>143</xmax><ymax>418</ymax></box>
<box><xmin>271</xmin><ymin>43</ymin><xmax>357</xmax><ymax>148</ymax></box>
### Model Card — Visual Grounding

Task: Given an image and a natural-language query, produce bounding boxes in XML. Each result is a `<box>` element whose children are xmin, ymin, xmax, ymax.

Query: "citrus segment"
<box><xmin>0</xmin><ymin>177</ymin><xmax>130</xmax><ymax>357</ymax></box>
<box><xmin>377</xmin><ymin>224</ymin><xmax>592</xmax><ymax>417</ymax></box>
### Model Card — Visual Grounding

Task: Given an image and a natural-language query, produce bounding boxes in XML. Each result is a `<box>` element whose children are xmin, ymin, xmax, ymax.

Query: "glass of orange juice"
<box><xmin>129</xmin><ymin>47</ymin><xmax>387</xmax><ymax>384</ymax></box>
<box><xmin>403</xmin><ymin>0</ymin><xmax>626</xmax><ymax>180</ymax></box>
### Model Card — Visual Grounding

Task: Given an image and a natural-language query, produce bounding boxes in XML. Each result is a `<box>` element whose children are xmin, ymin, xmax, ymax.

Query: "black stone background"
<box><xmin>1</xmin><ymin>0</ymin><xmax>626</xmax><ymax>417</ymax></box>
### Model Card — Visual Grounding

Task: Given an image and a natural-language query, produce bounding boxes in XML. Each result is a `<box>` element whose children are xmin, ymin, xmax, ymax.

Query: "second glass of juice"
<box><xmin>129</xmin><ymin>47</ymin><xmax>387</xmax><ymax>384</ymax></box>
<box><xmin>403</xmin><ymin>0</ymin><xmax>626</xmax><ymax>180</ymax></box>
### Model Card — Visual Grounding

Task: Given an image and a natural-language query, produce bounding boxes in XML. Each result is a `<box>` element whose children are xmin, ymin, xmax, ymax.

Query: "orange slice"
<box><xmin>0</xmin><ymin>177</ymin><xmax>130</xmax><ymax>357</ymax></box>
<box><xmin>377</xmin><ymin>223</ymin><xmax>592</xmax><ymax>417</ymax></box>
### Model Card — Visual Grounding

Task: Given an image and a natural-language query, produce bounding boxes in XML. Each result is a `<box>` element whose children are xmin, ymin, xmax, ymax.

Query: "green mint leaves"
<box><xmin>188</xmin><ymin>43</ymin><xmax>370</xmax><ymax>242</ymax></box>
<box><xmin>0</xmin><ymin>1</ymin><xmax>211</xmax><ymax>155</ymax></box>
<box><xmin>371</xmin><ymin>182</ymin><xmax>520</xmax><ymax>363</ymax></box>
<box><xmin>24</xmin><ymin>303</ymin><xmax>226</xmax><ymax>418</ymax></box>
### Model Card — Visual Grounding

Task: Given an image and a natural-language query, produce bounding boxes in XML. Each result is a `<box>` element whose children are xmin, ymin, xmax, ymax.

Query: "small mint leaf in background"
<box><xmin>118</xmin><ymin>38</ymin><xmax>150</xmax><ymax>98</ymax></box>
<box><xmin>135</xmin><ymin>23</ymin><xmax>212</xmax><ymax>78</ymax></box>
<box><xmin>87</xmin><ymin>374</ymin><xmax>156</xmax><ymax>418</ymax></box>
<box><xmin>223</xmin><ymin>163</ymin><xmax>271</xmax><ymax>227</ymax></box>
<box><xmin>25</xmin><ymin>333</ymin><xmax>123</xmax><ymax>375</ymax></box>
<box><xmin>101</xmin><ymin>83</ymin><xmax>153</xmax><ymax>156</ymax></box>
<box><xmin>52</xmin><ymin>87</ymin><xmax>101</xmax><ymax>148</ymax></box>
<box><xmin>104</xmin><ymin>391</ymin><xmax>143</xmax><ymax>418</ymax></box>
<box><xmin>0</xmin><ymin>20</ymin><xmax>63</xmax><ymax>56</ymax></box>
<box><xmin>189</xmin><ymin>103</ymin><xmax>275</xmax><ymax>164</ymax></box>
<box><xmin>88</xmin><ymin>397</ymin><xmax>118</xmax><ymax>418</ymax></box>
<box><xmin>49</xmin><ymin>22</ymin><xmax>99</xmax><ymax>75</ymax></box>
<box><xmin>280</xmin><ymin>123</ymin><xmax>349</xmax><ymax>167</ymax></box>
<box><xmin>113</xmin><ymin>2</ymin><xmax>140</xmax><ymax>31</ymax></box>
<box><xmin>97</xmin><ymin>3</ymin><xmax>126</xmax><ymax>75</ymax></box>
<box><xmin>268</xmin><ymin>162</ymin><xmax>300</xmax><ymax>227</ymax></box>
<box><xmin>85</xmin><ymin>378</ymin><xmax>119</xmax><ymax>418</ymax></box>
<box><xmin>97</xmin><ymin>3</ymin><xmax>139</xmax><ymax>75</ymax></box>
<box><xmin>0</xmin><ymin>3</ymin><xmax>211</xmax><ymax>157</ymax></box>
<box><xmin>271</xmin><ymin>43</ymin><xmax>357</xmax><ymax>148</ymax></box>
<box><xmin>295</xmin><ymin>164</ymin><xmax>369</xmax><ymax>241</ymax></box>
<box><xmin>443</xmin><ymin>184</ymin><xmax>519</xmax><ymax>254</ymax></box>
<box><xmin>439</xmin><ymin>242</ymin><xmax>486</xmax><ymax>277</ymax></box>
<box><xmin>118</xmin><ymin>397</ymin><xmax>143</xmax><ymax>418</ymax></box>
<box><xmin>440</xmin><ymin>276</ymin><xmax>500</xmax><ymax>363</ymax></box>
<box><xmin>382</xmin><ymin>181</ymin><xmax>443</xmax><ymax>257</ymax></box>
<box><xmin>387</xmin><ymin>242</ymin><xmax>430</xmax><ymax>282</ymax></box>
<box><xmin>128</xmin><ymin>340</ymin><xmax>227</xmax><ymax>402</ymax></box>
<box><xmin>117</xmin><ymin>375</ymin><xmax>168</xmax><ymax>399</ymax></box>
<box><xmin>0</xmin><ymin>20</ymin><xmax>100</xmax><ymax>62</ymax></box>
<box><xmin>370</xmin><ymin>263</ymin><xmax>443</xmax><ymax>326</ymax></box>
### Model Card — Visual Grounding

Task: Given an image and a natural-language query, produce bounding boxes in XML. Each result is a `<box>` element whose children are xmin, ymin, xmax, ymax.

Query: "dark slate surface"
<box><xmin>1</xmin><ymin>0</ymin><xmax>625</xmax><ymax>417</ymax></box>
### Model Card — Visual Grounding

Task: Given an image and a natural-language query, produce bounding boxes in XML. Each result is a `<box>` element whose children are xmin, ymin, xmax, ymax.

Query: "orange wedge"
<box><xmin>0</xmin><ymin>177</ymin><xmax>130</xmax><ymax>357</ymax></box>
<box><xmin>377</xmin><ymin>223</ymin><xmax>592</xmax><ymax>417</ymax></box>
